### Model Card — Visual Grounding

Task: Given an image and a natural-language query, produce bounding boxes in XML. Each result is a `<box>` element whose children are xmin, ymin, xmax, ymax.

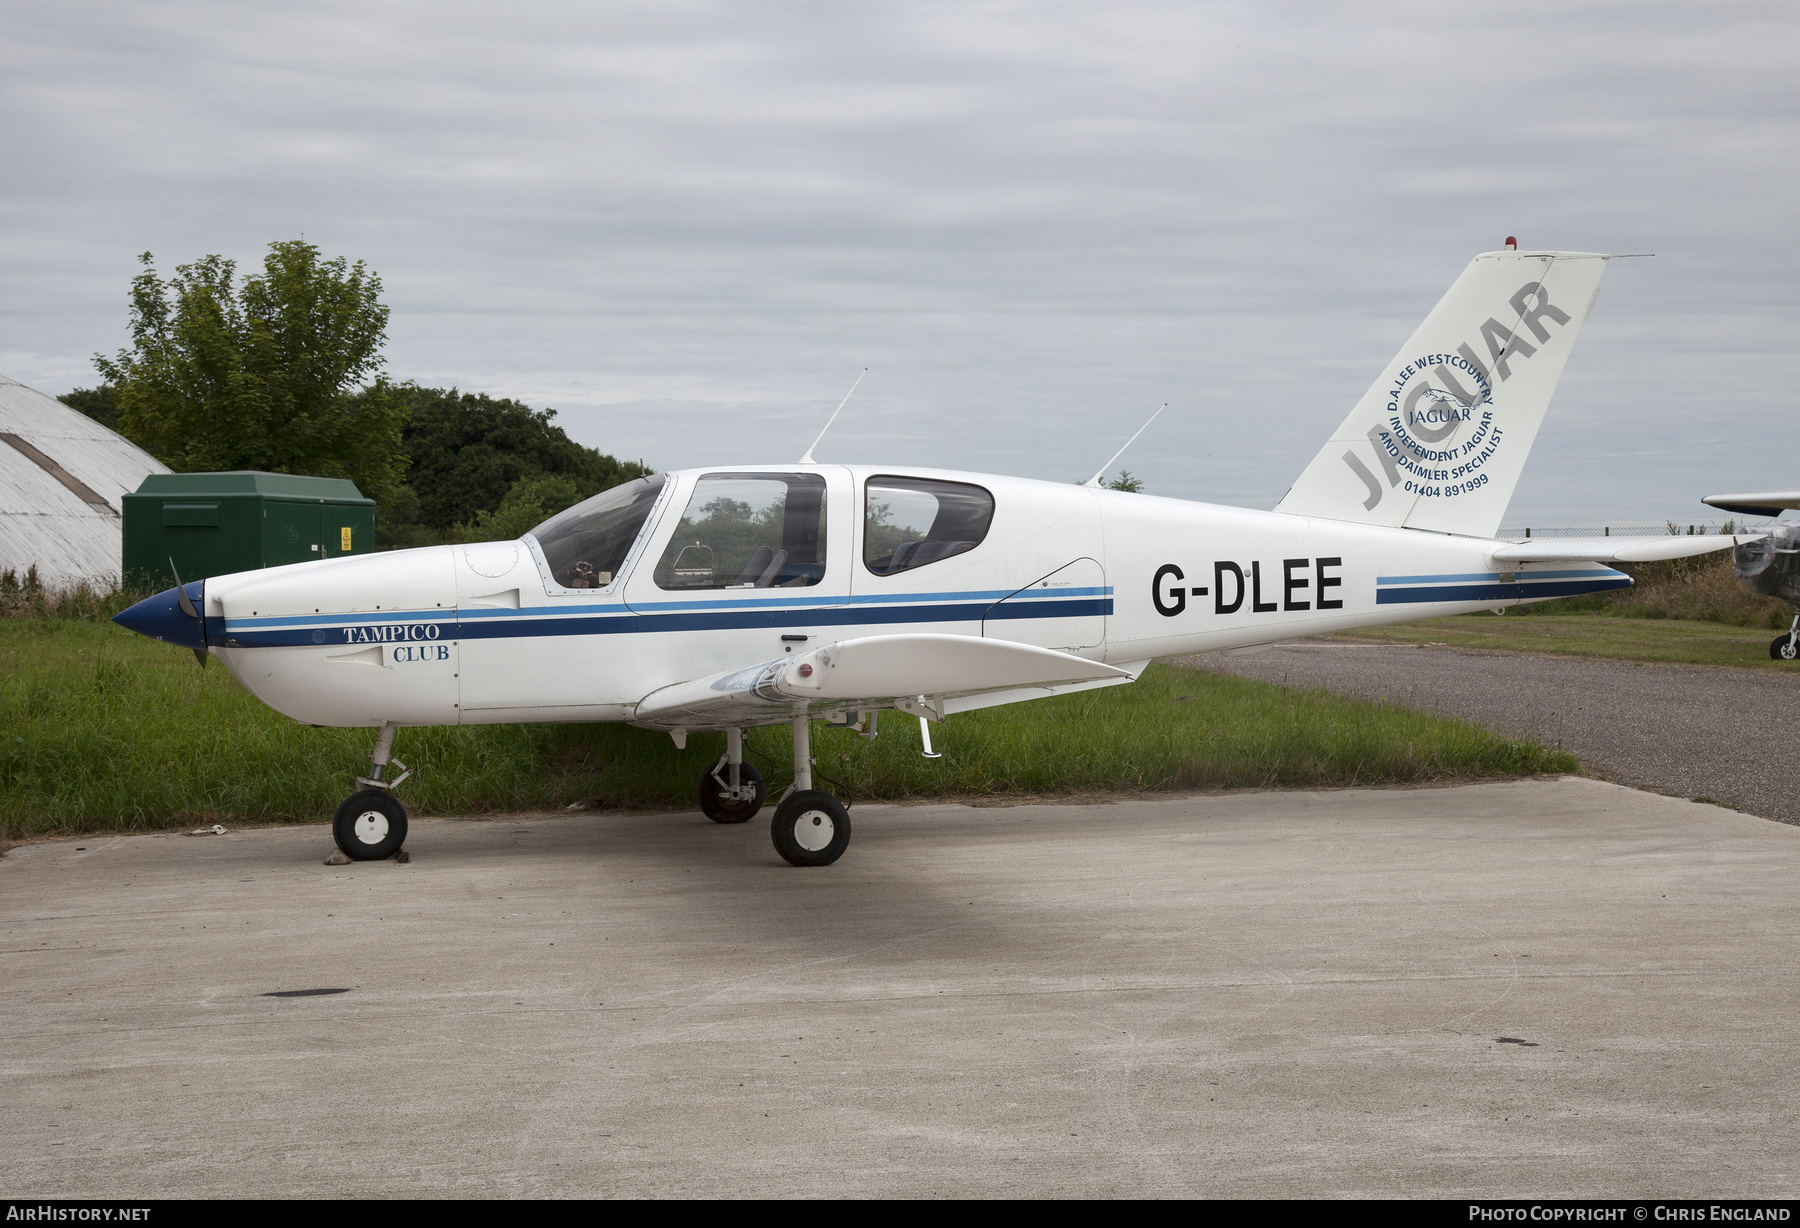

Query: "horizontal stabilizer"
<box><xmin>632</xmin><ymin>634</ymin><xmax>1130</xmax><ymax>730</ymax></box>
<box><xmin>1702</xmin><ymin>492</ymin><xmax>1800</xmax><ymax>518</ymax></box>
<box><xmin>1489</xmin><ymin>534</ymin><xmax>1759</xmax><ymax>564</ymax></box>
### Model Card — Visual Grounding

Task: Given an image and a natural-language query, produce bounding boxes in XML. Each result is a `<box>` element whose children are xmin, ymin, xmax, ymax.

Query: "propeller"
<box><xmin>168</xmin><ymin>557</ymin><xmax>207</xmax><ymax>668</ymax></box>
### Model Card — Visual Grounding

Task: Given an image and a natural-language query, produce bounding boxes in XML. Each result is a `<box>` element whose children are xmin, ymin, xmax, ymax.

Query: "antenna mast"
<box><xmin>1083</xmin><ymin>402</ymin><xmax>1167</xmax><ymax>488</ymax></box>
<box><xmin>800</xmin><ymin>368</ymin><xmax>868</xmax><ymax>464</ymax></box>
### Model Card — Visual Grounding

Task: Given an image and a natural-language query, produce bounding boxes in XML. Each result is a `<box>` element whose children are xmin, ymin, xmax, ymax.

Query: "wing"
<box><xmin>1489</xmin><ymin>534</ymin><xmax>1759</xmax><ymax>564</ymax></box>
<box><xmin>630</xmin><ymin>633</ymin><xmax>1137</xmax><ymax>731</ymax></box>
<box><xmin>1702</xmin><ymin>491</ymin><xmax>1800</xmax><ymax>518</ymax></box>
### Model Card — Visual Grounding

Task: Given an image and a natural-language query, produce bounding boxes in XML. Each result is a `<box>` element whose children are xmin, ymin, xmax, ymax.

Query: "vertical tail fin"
<box><xmin>1275</xmin><ymin>249</ymin><xmax>1610</xmax><ymax>537</ymax></box>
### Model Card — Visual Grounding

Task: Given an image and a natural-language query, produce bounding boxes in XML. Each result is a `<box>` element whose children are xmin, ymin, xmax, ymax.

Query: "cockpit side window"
<box><xmin>654</xmin><ymin>472</ymin><xmax>828</xmax><ymax>590</ymax></box>
<box><xmin>864</xmin><ymin>476</ymin><xmax>994</xmax><ymax>576</ymax></box>
<box><xmin>528</xmin><ymin>474</ymin><xmax>666</xmax><ymax>591</ymax></box>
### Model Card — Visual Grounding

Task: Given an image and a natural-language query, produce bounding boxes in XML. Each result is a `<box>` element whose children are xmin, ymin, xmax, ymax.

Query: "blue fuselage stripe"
<box><xmin>222</xmin><ymin>598</ymin><xmax>1115</xmax><ymax>648</ymax></box>
<box><xmin>1377</xmin><ymin>569</ymin><xmax>1625</xmax><ymax>585</ymax></box>
<box><xmin>1375</xmin><ymin>577</ymin><xmax>1630</xmax><ymax>605</ymax></box>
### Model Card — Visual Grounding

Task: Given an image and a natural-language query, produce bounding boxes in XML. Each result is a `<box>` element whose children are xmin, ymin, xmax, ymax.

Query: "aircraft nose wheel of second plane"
<box><xmin>333</xmin><ymin>789</ymin><xmax>409</xmax><ymax>861</ymax></box>
<box><xmin>771</xmin><ymin>790</ymin><xmax>851</xmax><ymax>867</ymax></box>
<box><xmin>1772</xmin><ymin>635</ymin><xmax>1800</xmax><ymax>661</ymax></box>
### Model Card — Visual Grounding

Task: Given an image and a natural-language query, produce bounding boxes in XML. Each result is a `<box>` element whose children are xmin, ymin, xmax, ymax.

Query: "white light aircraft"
<box><xmin>116</xmin><ymin>244</ymin><xmax>1757</xmax><ymax>866</ymax></box>
<box><xmin>1699</xmin><ymin>491</ymin><xmax>1800</xmax><ymax>658</ymax></box>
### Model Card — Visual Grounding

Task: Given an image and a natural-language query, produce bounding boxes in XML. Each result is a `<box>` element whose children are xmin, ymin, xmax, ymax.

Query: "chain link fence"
<box><xmin>1495</xmin><ymin>521</ymin><xmax>1772</xmax><ymax>540</ymax></box>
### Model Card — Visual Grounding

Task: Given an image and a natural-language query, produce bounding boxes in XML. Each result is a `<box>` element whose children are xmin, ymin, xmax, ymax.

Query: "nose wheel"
<box><xmin>333</xmin><ymin>789</ymin><xmax>408</xmax><ymax>860</ymax></box>
<box><xmin>332</xmin><ymin>722</ymin><xmax>410</xmax><ymax>860</ymax></box>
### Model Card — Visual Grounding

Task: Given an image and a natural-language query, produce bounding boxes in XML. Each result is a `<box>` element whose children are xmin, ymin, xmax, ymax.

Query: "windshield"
<box><xmin>528</xmin><ymin>474</ymin><xmax>666</xmax><ymax>590</ymax></box>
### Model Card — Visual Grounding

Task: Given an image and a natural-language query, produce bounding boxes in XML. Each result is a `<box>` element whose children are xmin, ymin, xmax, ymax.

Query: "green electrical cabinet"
<box><xmin>123</xmin><ymin>472</ymin><xmax>377</xmax><ymax>589</ymax></box>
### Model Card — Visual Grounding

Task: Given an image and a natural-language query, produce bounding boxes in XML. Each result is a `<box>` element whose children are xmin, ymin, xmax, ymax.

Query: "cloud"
<box><xmin>2</xmin><ymin>0</ymin><xmax>1795</xmax><ymax>522</ymax></box>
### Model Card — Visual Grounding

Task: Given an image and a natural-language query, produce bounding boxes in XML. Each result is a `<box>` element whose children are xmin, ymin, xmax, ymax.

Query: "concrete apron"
<box><xmin>2</xmin><ymin>777</ymin><xmax>1796</xmax><ymax>1199</ymax></box>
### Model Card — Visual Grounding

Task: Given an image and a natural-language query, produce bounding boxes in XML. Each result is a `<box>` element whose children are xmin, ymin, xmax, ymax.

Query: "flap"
<box><xmin>927</xmin><ymin>659</ymin><xmax>1150</xmax><ymax>718</ymax></box>
<box><xmin>631</xmin><ymin>633</ymin><xmax>1130</xmax><ymax>730</ymax></box>
<box><xmin>1488</xmin><ymin>534</ymin><xmax>1758</xmax><ymax>564</ymax></box>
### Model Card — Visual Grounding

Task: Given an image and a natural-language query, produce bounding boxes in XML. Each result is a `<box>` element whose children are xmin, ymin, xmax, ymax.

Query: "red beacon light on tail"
<box><xmin>1505</xmin><ymin>236</ymin><xmax>1518</xmax><ymax>250</ymax></box>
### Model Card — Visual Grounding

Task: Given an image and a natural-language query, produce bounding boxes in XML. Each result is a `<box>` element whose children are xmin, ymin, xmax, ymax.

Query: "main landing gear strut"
<box><xmin>697</xmin><ymin>727</ymin><xmax>766</xmax><ymax>823</ymax></box>
<box><xmin>333</xmin><ymin>722</ymin><xmax>411</xmax><ymax>861</ymax></box>
<box><xmin>696</xmin><ymin>718</ymin><xmax>851</xmax><ymax>867</ymax></box>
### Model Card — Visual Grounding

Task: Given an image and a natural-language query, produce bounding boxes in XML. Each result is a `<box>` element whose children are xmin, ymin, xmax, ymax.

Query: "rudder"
<box><xmin>1275</xmin><ymin>249</ymin><xmax>1610</xmax><ymax>537</ymax></box>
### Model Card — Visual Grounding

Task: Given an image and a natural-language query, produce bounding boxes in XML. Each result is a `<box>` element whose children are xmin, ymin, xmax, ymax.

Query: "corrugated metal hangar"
<box><xmin>0</xmin><ymin>372</ymin><xmax>169</xmax><ymax>587</ymax></box>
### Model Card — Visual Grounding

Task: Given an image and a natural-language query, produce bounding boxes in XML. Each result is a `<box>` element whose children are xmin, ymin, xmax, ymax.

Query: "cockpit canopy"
<box><xmin>524</xmin><ymin>467</ymin><xmax>1002</xmax><ymax>594</ymax></box>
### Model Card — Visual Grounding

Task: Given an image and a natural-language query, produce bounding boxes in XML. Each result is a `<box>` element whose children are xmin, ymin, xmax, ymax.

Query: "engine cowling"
<box><xmin>1734</xmin><ymin>523</ymin><xmax>1800</xmax><ymax>605</ymax></box>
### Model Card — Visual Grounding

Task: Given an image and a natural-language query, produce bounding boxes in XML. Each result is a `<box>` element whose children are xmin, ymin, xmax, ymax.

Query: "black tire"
<box><xmin>699</xmin><ymin>759</ymin><xmax>765</xmax><ymax>823</ymax></box>
<box><xmin>771</xmin><ymin>790</ymin><xmax>851</xmax><ymax>867</ymax></box>
<box><xmin>333</xmin><ymin>789</ymin><xmax>408</xmax><ymax>860</ymax></box>
<box><xmin>1772</xmin><ymin>636</ymin><xmax>1799</xmax><ymax>661</ymax></box>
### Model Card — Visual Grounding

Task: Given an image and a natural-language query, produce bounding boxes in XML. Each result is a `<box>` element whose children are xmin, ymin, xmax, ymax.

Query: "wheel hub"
<box><xmin>354</xmin><ymin>811</ymin><xmax>390</xmax><ymax>845</ymax></box>
<box><xmin>794</xmin><ymin>809</ymin><xmax>835</xmax><ymax>851</ymax></box>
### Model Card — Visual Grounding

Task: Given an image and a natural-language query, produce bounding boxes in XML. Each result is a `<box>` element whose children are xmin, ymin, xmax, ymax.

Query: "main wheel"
<box><xmin>699</xmin><ymin>759</ymin><xmax>765</xmax><ymax>823</ymax></box>
<box><xmin>771</xmin><ymin>790</ymin><xmax>851</xmax><ymax>867</ymax></box>
<box><xmin>333</xmin><ymin>789</ymin><xmax>408</xmax><ymax>860</ymax></box>
<box><xmin>1772</xmin><ymin>636</ymin><xmax>1799</xmax><ymax>661</ymax></box>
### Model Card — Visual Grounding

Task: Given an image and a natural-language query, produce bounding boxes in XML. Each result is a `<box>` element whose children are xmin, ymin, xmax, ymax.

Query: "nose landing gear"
<box><xmin>332</xmin><ymin>722</ymin><xmax>411</xmax><ymax>861</ymax></box>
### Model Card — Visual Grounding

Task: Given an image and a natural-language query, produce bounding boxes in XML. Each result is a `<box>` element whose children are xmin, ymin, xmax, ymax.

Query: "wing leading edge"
<box><xmin>630</xmin><ymin>633</ymin><xmax>1137</xmax><ymax>732</ymax></box>
<box><xmin>1702</xmin><ymin>492</ymin><xmax>1800</xmax><ymax>518</ymax></box>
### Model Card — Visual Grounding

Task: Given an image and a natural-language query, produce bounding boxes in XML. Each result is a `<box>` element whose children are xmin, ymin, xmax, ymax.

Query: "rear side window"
<box><xmin>529</xmin><ymin>474</ymin><xmax>666</xmax><ymax>590</ymax></box>
<box><xmin>654</xmin><ymin>472</ymin><xmax>828</xmax><ymax>589</ymax></box>
<box><xmin>864</xmin><ymin>476</ymin><xmax>994</xmax><ymax>576</ymax></box>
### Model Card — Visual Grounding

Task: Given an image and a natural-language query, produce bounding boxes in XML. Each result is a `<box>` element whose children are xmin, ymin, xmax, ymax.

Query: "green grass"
<box><xmin>1</xmin><ymin>619</ymin><xmax>1574</xmax><ymax>840</ymax></box>
<box><xmin>1334</xmin><ymin>613</ymin><xmax>1792</xmax><ymax>668</ymax></box>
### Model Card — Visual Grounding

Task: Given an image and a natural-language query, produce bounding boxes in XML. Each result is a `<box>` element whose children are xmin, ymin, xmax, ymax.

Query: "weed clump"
<box><xmin>0</xmin><ymin>569</ymin><xmax>144</xmax><ymax>622</ymax></box>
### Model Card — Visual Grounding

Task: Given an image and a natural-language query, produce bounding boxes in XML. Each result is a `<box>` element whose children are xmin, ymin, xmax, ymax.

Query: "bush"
<box><xmin>1511</xmin><ymin>552</ymin><xmax>1788</xmax><ymax>627</ymax></box>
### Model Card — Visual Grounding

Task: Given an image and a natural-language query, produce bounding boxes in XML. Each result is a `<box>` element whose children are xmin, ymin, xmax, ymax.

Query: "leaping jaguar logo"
<box><xmin>1401</xmin><ymin>371</ymin><xmax>1489</xmax><ymax>446</ymax></box>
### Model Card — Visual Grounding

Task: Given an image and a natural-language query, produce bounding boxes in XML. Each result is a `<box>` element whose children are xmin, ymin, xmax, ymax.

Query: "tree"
<box><xmin>1103</xmin><ymin>470</ymin><xmax>1145</xmax><ymax>492</ymax></box>
<box><xmin>456</xmin><ymin>474</ymin><xmax>587</xmax><ymax>543</ymax></box>
<box><xmin>58</xmin><ymin>384</ymin><xmax>122</xmax><ymax>431</ymax></box>
<box><xmin>385</xmin><ymin>386</ymin><xmax>648</xmax><ymax>531</ymax></box>
<box><xmin>94</xmin><ymin>241</ymin><xmax>407</xmax><ymax>504</ymax></box>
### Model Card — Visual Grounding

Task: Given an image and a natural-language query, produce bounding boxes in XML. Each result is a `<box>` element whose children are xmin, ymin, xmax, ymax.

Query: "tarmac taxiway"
<box><xmin>3</xmin><ymin>777</ymin><xmax>1797</xmax><ymax>1198</ymax></box>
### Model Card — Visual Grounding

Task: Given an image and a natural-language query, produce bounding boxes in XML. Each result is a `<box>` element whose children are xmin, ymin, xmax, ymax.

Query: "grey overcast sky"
<box><xmin>3</xmin><ymin>1</ymin><xmax>1796</xmax><ymax>524</ymax></box>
